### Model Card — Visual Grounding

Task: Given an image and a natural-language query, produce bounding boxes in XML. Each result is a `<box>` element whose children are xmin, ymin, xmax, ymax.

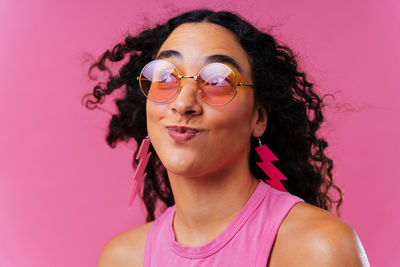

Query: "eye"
<box><xmin>200</xmin><ymin>63</ymin><xmax>235</xmax><ymax>87</ymax></box>
<box><xmin>205</xmin><ymin>75</ymin><xmax>234</xmax><ymax>87</ymax></box>
<box><xmin>159</xmin><ymin>71</ymin><xmax>178</xmax><ymax>83</ymax></box>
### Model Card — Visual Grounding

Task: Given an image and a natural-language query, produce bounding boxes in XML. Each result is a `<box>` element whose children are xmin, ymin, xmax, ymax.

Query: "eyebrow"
<box><xmin>156</xmin><ymin>49</ymin><xmax>243</xmax><ymax>73</ymax></box>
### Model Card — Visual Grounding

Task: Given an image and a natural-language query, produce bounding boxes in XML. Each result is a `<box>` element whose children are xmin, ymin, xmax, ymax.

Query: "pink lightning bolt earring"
<box><xmin>255</xmin><ymin>138</ymin><xmax>287</xmax><ymax>192</ymax></box>
<box><xmin>128</xmin><ymin>135</ymin><xmax>152</xmax><ymax>207</ymax></box>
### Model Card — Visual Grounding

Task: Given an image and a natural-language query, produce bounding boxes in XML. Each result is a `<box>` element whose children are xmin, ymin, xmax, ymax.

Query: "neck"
<box><xmin>167</xmin><ymin>159</ymin><xmax>260</xmax><ymax>246</ymax></box>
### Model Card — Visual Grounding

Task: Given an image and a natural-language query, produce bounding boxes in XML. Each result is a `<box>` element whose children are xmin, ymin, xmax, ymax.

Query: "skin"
<box><xmin>146</xmin><ymin>21</ymin><xmax>265</xmax><ymax>247</ymax></box>
<box><xmin>97</xmin><ymin>22</ymin><xmax>370</xmax><ymax>267</ymax></box>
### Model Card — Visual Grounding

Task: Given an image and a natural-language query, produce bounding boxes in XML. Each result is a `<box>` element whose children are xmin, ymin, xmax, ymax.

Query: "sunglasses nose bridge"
<box><xmin>178</xmin><ymin>75</ymin><xmax>200</xmax><ymax>91</ymax></box>
<box><xmin>179</xmin><ymin>75</ymin><xmax>199</xmax><ymax>81</ymax></box>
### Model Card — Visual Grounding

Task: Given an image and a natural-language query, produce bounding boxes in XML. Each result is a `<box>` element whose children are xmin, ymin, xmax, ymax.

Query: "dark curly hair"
<box><xmin>82</xmin><ymin>9</ymin><xmax>343</xmax><ymax>222</ymax></box>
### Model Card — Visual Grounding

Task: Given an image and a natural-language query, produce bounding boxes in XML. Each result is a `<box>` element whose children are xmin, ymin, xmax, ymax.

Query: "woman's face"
<box><xmin>146</xmin><ymin>22</ymin><xmax>265</xmax><ymax>178</ymax></box>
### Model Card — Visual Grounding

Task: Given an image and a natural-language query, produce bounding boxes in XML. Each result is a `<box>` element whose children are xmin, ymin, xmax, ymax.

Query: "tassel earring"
<box><xmin>129</xmin><ymin>135</ymin><xmax>152</xmax><ymax>207</ymax></box>
<box><xmin>255</xmin><ymin>138</ymin><xmax>287</xmax><ymax>192</ymax></box>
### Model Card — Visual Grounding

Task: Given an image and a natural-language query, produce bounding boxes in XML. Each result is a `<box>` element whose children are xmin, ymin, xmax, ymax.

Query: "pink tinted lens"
<box><xmin>140</xmin><ymin>60</ymin><xmax>179</xmax><ymax>102</ymax></box>
<box><xmin>198</xmin><ymin>63</ymin><xmax>237</xmax><ymax>105</ymax></box>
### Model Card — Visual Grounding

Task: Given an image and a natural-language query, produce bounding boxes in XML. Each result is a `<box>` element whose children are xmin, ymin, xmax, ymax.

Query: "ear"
<box><xmin>251</xmin><ymin>104</ymin><xmax>268</xmax><ymax>138</ymax></box>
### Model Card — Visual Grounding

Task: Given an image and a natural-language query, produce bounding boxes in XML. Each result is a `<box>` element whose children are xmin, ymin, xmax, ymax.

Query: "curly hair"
<box><xmin>82</xmin><ymin>9</ymin><xmax>343</xmax><ymax>222</ymax></box>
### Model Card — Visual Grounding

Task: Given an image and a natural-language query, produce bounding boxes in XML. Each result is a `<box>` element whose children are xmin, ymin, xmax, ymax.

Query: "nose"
<box><xmin>170</xmin><ymin>77</ymin><xmax>202</xmax><ymax>116</ymax></box>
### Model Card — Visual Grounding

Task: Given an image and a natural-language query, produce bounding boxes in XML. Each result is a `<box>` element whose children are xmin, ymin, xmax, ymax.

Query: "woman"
<box><xmin>84</xmin><ymin>9</ymin><xmax>369</xmax><ymax>266</ymax></box>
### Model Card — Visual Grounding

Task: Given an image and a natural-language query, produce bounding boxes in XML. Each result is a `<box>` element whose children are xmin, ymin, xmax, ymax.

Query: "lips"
<box><xmin>166</xmin><ymin>126</ymin><xmax>200</xmax><ymax>143</ymax></box>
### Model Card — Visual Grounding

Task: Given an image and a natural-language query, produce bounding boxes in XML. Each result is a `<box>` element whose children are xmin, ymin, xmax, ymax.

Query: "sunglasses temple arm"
<box><xmin>237</xmin><ymin>83</ymin><xmax>254</xmax><ymax>87</ymax></box>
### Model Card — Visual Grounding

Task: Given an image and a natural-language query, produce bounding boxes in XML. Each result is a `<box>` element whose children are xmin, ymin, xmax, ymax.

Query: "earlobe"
<box><xmin>252</xmin><ymin>104</ymin><xmax>268</xmax><ymax>138</ymax></box>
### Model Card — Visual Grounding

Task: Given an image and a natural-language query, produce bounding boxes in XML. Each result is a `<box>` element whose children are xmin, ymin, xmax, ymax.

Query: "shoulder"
<box><xmin>97</xmin><ymin>221</ymin><xmax>154</xmax><ymax>267</ymax></box>
<box><xmin>268</xmin><ymin>202</ymin><xmax>370</xmax><ymax>267</ymax></box>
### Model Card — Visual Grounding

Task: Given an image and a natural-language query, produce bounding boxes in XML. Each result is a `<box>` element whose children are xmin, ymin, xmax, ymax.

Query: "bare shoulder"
<box><xmin>269</xmin><ymin>202</ymin><xmax>370</xmax><ymax>267</ymax></box>
<box><xmin>97</xmin><ymin>221</ymin><xmax>154</xmax><ymax>267</ymax></box>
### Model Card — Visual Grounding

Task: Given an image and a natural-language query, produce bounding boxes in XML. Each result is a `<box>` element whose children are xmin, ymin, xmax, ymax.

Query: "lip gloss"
<box><xmin>167</xmin><ymin>127</ymin><xmax>199</xmax><ymax>143</ymax></box>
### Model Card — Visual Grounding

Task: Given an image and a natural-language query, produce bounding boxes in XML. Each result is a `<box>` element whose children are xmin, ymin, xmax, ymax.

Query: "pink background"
<box><xmin>1</xmin><ymin>0</ymin><xmax>399</xmax><ymax>266</ymax></box>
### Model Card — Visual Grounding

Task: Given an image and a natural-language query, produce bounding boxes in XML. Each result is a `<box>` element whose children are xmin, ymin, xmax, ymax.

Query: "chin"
<box><xmin>163</xmin><ymin>159</ymin><xmax>204</xmax><ymax>178</ymax></box>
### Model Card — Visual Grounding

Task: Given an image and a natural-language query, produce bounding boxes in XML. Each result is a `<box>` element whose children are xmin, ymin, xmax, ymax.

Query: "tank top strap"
<box><xmin>143</xmin><ymin>205</ymin><xmax>175</xmax><ymax>266</ymax></box>
<box><xmin>254</xmin><ymin>184</ymin><xmax>303</xmax><ymax>266</ymax></box>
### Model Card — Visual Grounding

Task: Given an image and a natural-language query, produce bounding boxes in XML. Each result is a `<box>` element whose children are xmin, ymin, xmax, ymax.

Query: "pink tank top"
<box><xmin>143</xmin><ymin>180</ymin><xmax>303</xmax><ymax>266</ymax></box>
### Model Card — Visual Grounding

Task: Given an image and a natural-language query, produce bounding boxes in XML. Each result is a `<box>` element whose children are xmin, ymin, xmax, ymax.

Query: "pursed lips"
<box><xmin>166</xmin><ymin>125</ymin><xmax>200</xmax><ymax>143</ymax></box>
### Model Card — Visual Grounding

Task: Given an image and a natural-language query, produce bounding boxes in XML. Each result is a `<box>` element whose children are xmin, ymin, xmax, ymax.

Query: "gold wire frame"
<box><xmin>137</xmin><ymin>59</ymin><xmax>254</xmax><ymax>106</ymax></box>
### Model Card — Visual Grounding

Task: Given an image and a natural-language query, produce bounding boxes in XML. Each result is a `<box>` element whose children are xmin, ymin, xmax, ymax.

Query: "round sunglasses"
<box><xmin>137</xmin><ymin>59</ymin><xmax>254</xmax><ymax>106</ymax></box>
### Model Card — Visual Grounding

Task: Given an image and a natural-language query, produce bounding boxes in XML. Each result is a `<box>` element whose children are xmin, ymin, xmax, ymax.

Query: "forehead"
<box><xmin>157</xmin><ymin>22</ymin><xmax>251</xmax><ymax>75</ymax></box>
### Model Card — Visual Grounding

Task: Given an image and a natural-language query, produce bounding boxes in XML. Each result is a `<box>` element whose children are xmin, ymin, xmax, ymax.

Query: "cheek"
<box><xmin>209</xmin><ymin>109</ymin><xmax>254</xmax><ymax>154</ymax></box>
<box><xmin>145</xmin><ymin>103</ymin><xmax>153</xmax><ymax>136</ymax></box>
<box><xmin>214</xmin><ymin>99</ymin><xmax>254</xmax><ymax>138</ymax></box>
<box><xmin>146</xmin><ymin>100</ymin><xmax>165</xmax><ymax>125</ymax></box>
<box><xmin>145</xmin><ymin>102</ymin><xmax>154</xmax><ymax>131</ymax></box>
<box><xmin>146</xmin><ymin>102</ymin><xmax>165</xmax><ymax>148</ymax></box>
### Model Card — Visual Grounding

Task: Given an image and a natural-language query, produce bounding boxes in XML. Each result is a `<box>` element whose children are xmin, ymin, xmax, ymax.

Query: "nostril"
<box><xmin>171</xmin><ymin>104</ymin><xmax>198</xmax><ymax>116</ymax></box>
<box><xmin>185</xmin><ymin>110</ymin><xmax>195</xmax><ymax>115</ymax></box>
